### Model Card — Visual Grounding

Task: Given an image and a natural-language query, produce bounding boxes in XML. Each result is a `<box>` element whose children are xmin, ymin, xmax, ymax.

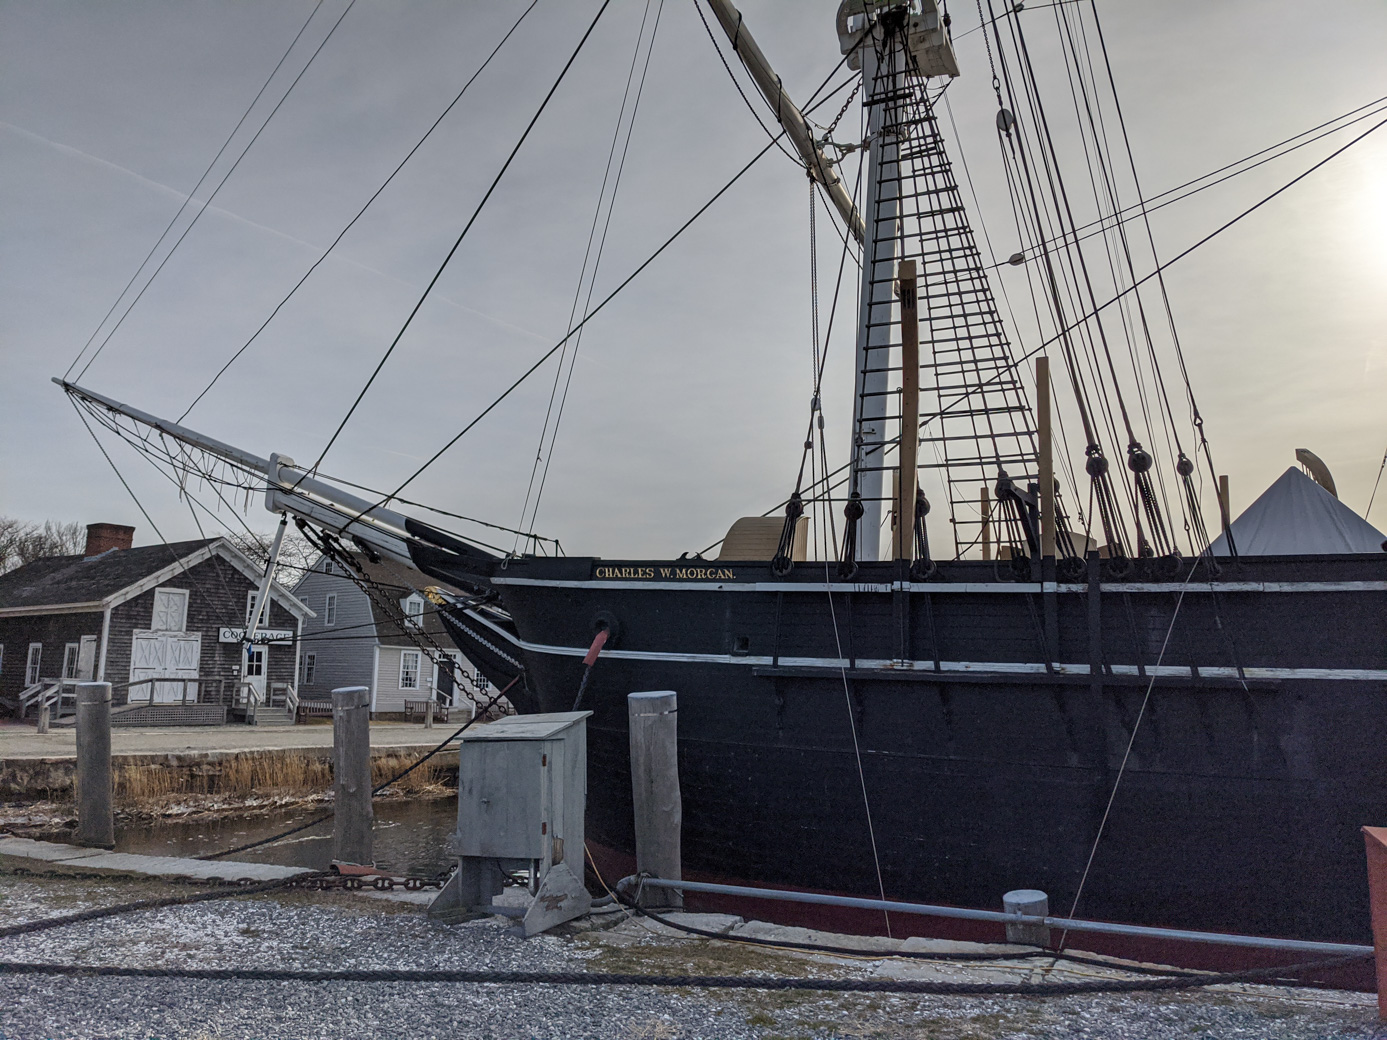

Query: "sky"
<box><xmin>2</xmin><ymin>0</ymin><xmax>1386</xmax><ymax>561</ymax></box>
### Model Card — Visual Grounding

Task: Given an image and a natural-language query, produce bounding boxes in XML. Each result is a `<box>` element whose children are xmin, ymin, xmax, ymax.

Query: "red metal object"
<box><xmin>582</xmin><ymin>628</ymin><xmax>609</xmax><ymax>667</ymax></box>
<box><xmin>1362</xmin><ymin>826</ymin><xmax>1387</xmax><ymax>1015</ymax></box>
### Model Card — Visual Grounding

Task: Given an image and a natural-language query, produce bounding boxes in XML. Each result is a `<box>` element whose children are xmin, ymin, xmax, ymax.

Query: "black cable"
<box><xmin>194</xmin><ymin>676</ymin><xmax>518</xmax><ymax>861</ymax></box>
<box><xmin>0</xmin><ymin>874</ymin><xmax>329</xmax><ymax>941</ymax></box>
<box><xmin>691</xmin><ymin>0</ymin><xmax>800</xmax><ymax>165</ymax></box>
<box><xmin>73</xmin><ymin>0</ymin><xmax>361</xmax><ymax>383</ymax></box>
<box><xmin>629</xmin><ymin>902</ymin><xmax>1245</xmax><ymax>978</ymax></box>
<box><xmin>0</xmin><ymin>955</ymin><xmax>1366</xmax><ymax>995</ymax></box>
<box><xmin>178</xmin><ymin>0</ymin><xmax>544</xmax><ymax>423</ymax></box>
<box><xmin>363</xmin><ymin>131</ymin><xmax>788</xmax><ymax>513</ymax></box>
<box><xmin>63</xmin><ymin>0</ymin><xmax>326</xmax><ymax>380</ymax></box>
<box><xmin>362</xmin><ymin>55</ymin><xmax>859</xmax><ymax>512</ymax></box>
<box><xmin>915</xmin><ymin>111</ymin><xmax>1387</xmax><ymax>459</ymax></box>
<box><xmin>518</xmin><ymin>0</ymin><xmax>667</xmax><ymax>548</ymax></box>
<box><xmin>998</xmin><ymin>95</ymin><xmax>1387</xmax><ymax>267</ymax></box>
<box><xmin>308</xmin><ymin>0</ymin><xmax>614</xmax><ymax>476</ymax></box>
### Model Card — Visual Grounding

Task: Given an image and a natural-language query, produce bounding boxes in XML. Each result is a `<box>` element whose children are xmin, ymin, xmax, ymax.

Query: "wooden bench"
<box><xmin>403</xmin><ymin>699</ymin><xmax>449</xmax><ymax>724</ymax></box>
<box><xmin>295</xmin><ymin>698</ymin><xmax>334</xmax><ymax>723</ymax></box>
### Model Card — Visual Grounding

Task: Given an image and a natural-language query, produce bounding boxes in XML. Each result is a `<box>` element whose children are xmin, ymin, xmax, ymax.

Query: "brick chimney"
<box><xmin>85</xmin><ymin>523</ymin><xmax>135</xmax><ymax>558</ymax></box>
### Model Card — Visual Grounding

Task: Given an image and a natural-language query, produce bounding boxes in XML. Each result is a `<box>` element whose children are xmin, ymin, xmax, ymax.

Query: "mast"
<box><xmin>846</xmin><ymin>16</ymin><xmax>903</xmax><ymax>561</ymax></box>
<box><xmin>836</xmin><ymin>2</ymin><xmax>1039</xmax><ymax>564</ymax></box>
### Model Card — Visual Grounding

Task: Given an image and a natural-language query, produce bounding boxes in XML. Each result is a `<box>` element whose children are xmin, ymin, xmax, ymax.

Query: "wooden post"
<box><xmin>1363</xmin><ymin>827</ymin><xmax>1387</xmax><ymax>1017</ymax></box>
<box><xmin>75</xmin><ymin>681</ymin><xmax>114</xmax><ymax>849</ymax></box>
<box><xmin>332</xmin><ymin>686</ymin><xmax>373</xmax><ymax>867</ymax></box>
<box><xmin>424</xmin><ymin>697</ymin><xmax>435</xmax><ymax>730</ymax></box>
<box><xmin>1036</xmin><ymin>356</ymin><xmax>1056</xmax><ymax>559</ymax></box>
<box><xmin>628</xmin><ymin>691</ymin><xmax>682</xmax><ymax>908</ymax></box>
<box><xmin>37</xmin><ymin>697</ymin><xmax>50</xmax><ymax>734</ymax></box>
<box><xmin>980</xmin><ymin>485</ymin><xmax>992</xmax><ymax>561</ymax></box>
<box><xmin>895</xmin><ymin>259</ymin><xmax>920</xmax><ymax>561</ymax></box>
<box><xmin>1218</xmin><ymin>474</ymin><xmax>1231</xmax><ymax>533</ymax></box>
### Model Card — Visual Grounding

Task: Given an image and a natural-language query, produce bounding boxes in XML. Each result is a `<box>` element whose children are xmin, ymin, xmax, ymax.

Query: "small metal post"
<box><xmin>1003</xmin><ymin>888</ymin><xmax>1051</xmax><ymax>948</ymax></box>
<box><xmin>424</xmin><ymin>698</ymin><xmax>434</xmax><ymax>730</ymax></box>
<box><xmin>37</xmin><ymin>701</ymin><xmax>50</xmax><ymax>734</ymax></box>
<box><xmin>75</xmin><ymin>681</ymin><xmax>115</xmax><ymax>849</ymax></box>
<box><xmin>332</xmin><ymin>686</ymin><xmax>373</xmax><ymax>866</ymax></box>
<box><xmin>628</xmin><ymin>691</ymin><xmax>682</xmax><ymax>908</ymax></box>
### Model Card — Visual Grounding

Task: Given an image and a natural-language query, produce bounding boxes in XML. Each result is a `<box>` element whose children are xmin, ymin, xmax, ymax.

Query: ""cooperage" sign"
<box><xmin>218</xmin><ymin>627</ymin><xmax>295</xmax><ymax>645</ymax></box>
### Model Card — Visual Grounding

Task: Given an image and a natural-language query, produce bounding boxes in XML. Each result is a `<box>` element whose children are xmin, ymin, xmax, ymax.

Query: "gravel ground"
<box><xmin>0</xmin><ymin>870</ymin><xmax>1384</xmax><ymax>1040</ymax></box>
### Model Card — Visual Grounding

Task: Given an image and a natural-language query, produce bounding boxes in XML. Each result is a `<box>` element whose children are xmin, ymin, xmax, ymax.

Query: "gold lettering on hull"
<box><xmin>593</xmin><ymin>565</ymin><xmax>736</xmax><ymax>580</ymax></box>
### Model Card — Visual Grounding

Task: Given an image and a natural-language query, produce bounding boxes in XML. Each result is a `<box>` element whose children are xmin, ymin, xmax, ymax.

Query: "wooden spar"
<box><xmin>1218</xmin><ymin>474</ymin><xmax>1232</xmax><ymax>534</ymax></box>
<box><xmin>703</xmin><ymin>0</ymin><xmax>864</xmax><ymax>243</ymax></box>
<box><xmin>980</xmin><ymin>485</ymin><xmax>992</xmax><ymax>561</ymax></box>
<box><xmin>896</xmin><ymin>260</ymin><xmax>920</xmax><ymax>561</ymax></box>
<box><xmin>1036</xmin><ymin>356</ymin><xmax>1055</xmax><ymax>559</ymax></box>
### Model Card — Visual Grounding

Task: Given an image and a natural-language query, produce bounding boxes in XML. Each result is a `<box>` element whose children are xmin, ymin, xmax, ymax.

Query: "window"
<box><xmin>62</xmin><ymin>643</ymin><xmax>80</xmax><ymax>679</ymax></box>
<box><xmin>399</xmin><ymin>650</ymin><xmax>421</xmax><ymax>690</ymax></box>
<box><xmin>322</xmin><ymin>560</ymin><xmax>333</xmax><ymax>575</ymax></box>
<box><xmin>324</xmin><ymin>593</ymin><xmax>337</xmax><ymax>626</ymax></box>
<box><xmin>245</xmin><ymin>591</ymin><xmax>264</xmax><ymax>628</ymax></box>
<box><xmin>402</xmin><ymin>594</ymin><xmax>425</xmax><ymax>628</ymax></box>
<box><xmin>302</xmin><ymin>653</ymin><xmax>317</xmax><ymax>685</ymax></box>
<box><xmin>151</xmin><ymin>587</ymin><xmax>188</xmax><ymax>633</ymax></box>
<box><xmin>25</xmin><ymin>644</ymin><xmax>42</xmax><ymax>686</ymax></box>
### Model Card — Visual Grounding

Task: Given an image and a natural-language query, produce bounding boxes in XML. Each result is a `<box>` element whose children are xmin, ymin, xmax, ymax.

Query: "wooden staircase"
<box><xmin>250</xmin><ymin>704</ymin><xmax>295</xmax><ymax>726</ymax></box>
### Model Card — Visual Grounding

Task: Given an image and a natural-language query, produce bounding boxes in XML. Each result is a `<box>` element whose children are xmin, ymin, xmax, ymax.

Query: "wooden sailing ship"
<box><xmin>57</xmin><ymin>0</ymin><xmax>1387</xmax><ymax>951</ymax></box>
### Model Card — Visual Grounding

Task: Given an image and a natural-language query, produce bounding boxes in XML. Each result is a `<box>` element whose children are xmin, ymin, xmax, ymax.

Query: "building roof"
<box><xmin>0</xmin><ymin>539</ymin><xmax>216</xmax><ymax>610</ymax></box>
<box><xmin>0</xmin><ymin>538</ymin><xmax>314</xmax><ymax>618</ymax></box>
<box><xmin>1210</xmin><ymin>467</ymin><xmax>1387</xmax><ymax>556</ymax></box>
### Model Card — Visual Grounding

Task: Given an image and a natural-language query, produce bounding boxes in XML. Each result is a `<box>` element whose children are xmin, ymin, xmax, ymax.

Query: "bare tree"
<box><xmin>0</xmin><ymin>517</ymin><xmax>28</xmax><ymax>574</ymax></box>
<box><xmin>0</xmin><ymin>518</ymin><xmax>87</xmax><ymax>573</ymax></box>
<box><xmin>223</xmin><ymin>529</ymin><xmax>318</xmax><ymax>588</ymax></box>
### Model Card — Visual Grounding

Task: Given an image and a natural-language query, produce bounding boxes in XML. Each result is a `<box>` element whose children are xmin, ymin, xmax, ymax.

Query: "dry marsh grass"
<box><xmin>111</xmin><ymin>749</ymin><xmax>449</xmax><ymax>807</ymax></box>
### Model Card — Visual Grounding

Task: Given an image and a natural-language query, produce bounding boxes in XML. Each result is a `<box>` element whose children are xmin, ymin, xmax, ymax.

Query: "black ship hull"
<box><xmin>434</xmin><ymin>551</ymin><xmax>1387</xmax><ymax>946</ymax></box>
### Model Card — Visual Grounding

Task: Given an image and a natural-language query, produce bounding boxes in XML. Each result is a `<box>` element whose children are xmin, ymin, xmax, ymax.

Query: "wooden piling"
<box><xmin>332</xmin><ymin>686</ymin><xmax>373</xmax><ymax>867</ymax></box>
<box><xmin>628</xmin><ymin>691</ymin><xmax>682</xmax><ymax>908</ymax></box>
<box><xmin>75</xmin><ymin>681</ymin><xmax>114</xmax><ymax>849</ymax></box>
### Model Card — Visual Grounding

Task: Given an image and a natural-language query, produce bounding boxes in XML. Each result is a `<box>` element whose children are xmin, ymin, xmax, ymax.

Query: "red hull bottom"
<box><xmin>584</xmin><ymin>841</ymin><xmax>1374</xmax><ymax>991</ymax></box>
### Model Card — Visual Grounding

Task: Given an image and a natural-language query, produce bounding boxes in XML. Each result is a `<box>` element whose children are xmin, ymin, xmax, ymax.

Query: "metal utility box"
<box><xmin>430</xmin><ymin>711</ymin><xmax>591</xmax><ymax>936</ymax></box>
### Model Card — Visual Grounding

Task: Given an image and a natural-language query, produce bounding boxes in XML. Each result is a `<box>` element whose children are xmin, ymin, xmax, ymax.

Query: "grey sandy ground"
<box><xmin>0</xmin><ymin>871</ymin><xmax>1382</xmax><ymax>1040</ymax></box>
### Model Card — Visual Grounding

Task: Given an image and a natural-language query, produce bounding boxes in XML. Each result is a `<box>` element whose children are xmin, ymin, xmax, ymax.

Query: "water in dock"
<box><xmin>113</xmin><ymin>797</ymin><xmax>456</xmax><ymax>877</ymax></box>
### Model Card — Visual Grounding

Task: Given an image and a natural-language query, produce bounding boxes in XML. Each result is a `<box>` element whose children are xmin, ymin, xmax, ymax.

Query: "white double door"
<box><xmin>130</xmin><ymin>631</ymin><xmax>202</xmax><ymax>702</ymax></box>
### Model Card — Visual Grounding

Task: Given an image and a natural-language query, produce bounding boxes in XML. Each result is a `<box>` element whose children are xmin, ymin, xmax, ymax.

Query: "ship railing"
<box><xmin>617</xmin><ymin>876</ymin><xmax>1374</xmax><ymax>958</ymax></box>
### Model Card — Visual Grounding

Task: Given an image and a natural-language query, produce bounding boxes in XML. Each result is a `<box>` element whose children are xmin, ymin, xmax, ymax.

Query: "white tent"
<box><xmin>1210</xmin><ymin>466</ymin><xmax>1387</xmax><ymax>556</ymax></box>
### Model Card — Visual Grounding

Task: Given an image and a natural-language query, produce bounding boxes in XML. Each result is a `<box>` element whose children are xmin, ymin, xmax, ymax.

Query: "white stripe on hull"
<box><xmin>459</xmin><ymin>610</ymin><xmax>1387</xmax><ymax>682</ymax></box>
<box><xmin>492</xmin><ymin>577</ymin><xmax>1387</xmax><ymax>595</ymax></box>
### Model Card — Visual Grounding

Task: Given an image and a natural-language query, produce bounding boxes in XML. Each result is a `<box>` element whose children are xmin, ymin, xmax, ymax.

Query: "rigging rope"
<box><xmin>308</xmin><ymin>0</ymin><xmax>615</xmax><ymax>476</ymax></box>
<box><xmin>71</xmin><ymin>0</ymin><xmax>360</xmax><ymax>383</ymax></box>
<box><xmin>517</xmin><ymin>0</ymin><xmax>668</xmax><ymax>551</ymax></box>
<box><xmin>179</xmin><ymin>0</ymin><xmax>544</xmax><ymax>422</ymax></box>
<box><xmin>63</xmin><ymin>0</ymin><xmax>327</xmax><ymax>381</ymax></box>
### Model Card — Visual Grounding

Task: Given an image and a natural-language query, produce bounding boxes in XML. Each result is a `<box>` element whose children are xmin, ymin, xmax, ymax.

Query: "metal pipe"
<box><xmin>246</xmin><ymin>514</ymin><xmax>288</xmax><ymax>645</ymax></box>
<box><xmin>619</xmin><ymin>876</ymin><xmax>1373</xmax><ymax>957</ymax></box>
